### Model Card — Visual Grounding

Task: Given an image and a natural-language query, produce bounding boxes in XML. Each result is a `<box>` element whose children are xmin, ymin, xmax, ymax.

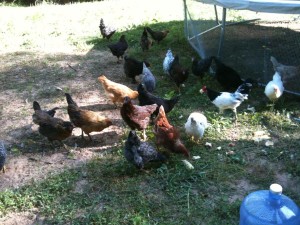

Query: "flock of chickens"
<box><xmin>0</xmin><ymin>18</ymin><xmax>297</xmax><ymax>172</ymax></box>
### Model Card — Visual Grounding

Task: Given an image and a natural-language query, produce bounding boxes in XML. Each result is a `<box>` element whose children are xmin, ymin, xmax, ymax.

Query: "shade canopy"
<box><xmin>198</xmin><ymin>0</ymin><xmax>300</xmax><ymax>14</ymax></box>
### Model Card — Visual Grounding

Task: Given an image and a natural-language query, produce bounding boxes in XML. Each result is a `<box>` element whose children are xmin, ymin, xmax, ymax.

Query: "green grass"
<box><xmin>0</xmin><ymin>1</ymin><xmax>300</xmax><ymax>224</ymax></box>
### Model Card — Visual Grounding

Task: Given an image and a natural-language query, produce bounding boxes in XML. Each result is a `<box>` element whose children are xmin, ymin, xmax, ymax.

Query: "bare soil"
<box><xmin>0</xmin><ymin>49</ymin><xmax>129</xmax><ymax>189</ymax></box>
<box><xmin>0</xmin><ymin>48</ymin><xmax>131</xmax><ymax>224</ymax></box>
<box><xmin>0</xmin><ymin>1</ymin><xmax>185</xmax><ymax>223</ymax></box>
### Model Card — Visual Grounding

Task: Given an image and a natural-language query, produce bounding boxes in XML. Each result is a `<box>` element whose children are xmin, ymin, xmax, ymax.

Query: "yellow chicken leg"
<box><xmin>142</xmin><ymin>129</ymin><xmax>147</xmax><ymax>141</ymax></box>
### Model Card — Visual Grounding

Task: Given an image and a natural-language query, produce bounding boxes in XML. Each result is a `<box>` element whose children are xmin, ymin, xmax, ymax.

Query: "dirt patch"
<box><xmin>0</xmin><ymin>211</ymin><xmax>38</xmax><ymax>225</ymax></box>
<box><xmin>0</xmin><ymin>48</ymin><xmax>129</xmax><ymax>192</ymax></box>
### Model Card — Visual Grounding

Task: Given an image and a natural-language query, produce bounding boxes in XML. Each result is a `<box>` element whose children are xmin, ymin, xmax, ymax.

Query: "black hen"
<box><xmin>169</xmin><ymin>55</ymin><xmax>189</xmax><ymax>91</ymax></box>
<box><xmin>212</xmin><ymin>56</ymin><xmax>243</xmax><ymax>92</ymax></box>
<box><xmin>32</xmin><ymin>101</ymin><xmax>74</xmax><ymax>143</ymax></box>
<box><xmin>140</xmin><ymin>27</ymin><xmax>153</xmax><ymax>51</ymax></box>
<box><xmin>137</xmin><ymin>83</ymin><xmax>180</xmax><ymax>116</ymax></box>
<box><xmin>191</xmin><ymin>56</ymin><xmax>213</xmax><ymax>79</ymax></box>
<box><xmin>0</xmin><ymin>141</ymin><xmax>6</xmax><ymax>173</ymax></box>
<box><xmin>99</xmin><ymin>18</ymin><xmax>116</xmax><ymax>41</ymax></box>
<box><xmin>145</xmin><ymin>27</ymin><xmax>169</xmax><ymax>44</ymax></box>
<box><xmin>107</xmin><ymin>34</ymin><xmax>128</xmax><ymax>63</ymax></box>
<box><xmin>123</xmin><ymin>55</ymin><xmax>150</xmax><ymax>83</ymax></box>
<box><xmin>32</xmin><ymin>101</ymin><xmax>59</xmax><ymax>121</ymax></box>
<box><xmin>235</xmin><ymin>80</ymin><xmax>254</xmax><ymax>95</ymax></box>
<box><xmin>124</xmin><ymin>130</ymin><xmax>166</xmax><ymax>169</ymax></box>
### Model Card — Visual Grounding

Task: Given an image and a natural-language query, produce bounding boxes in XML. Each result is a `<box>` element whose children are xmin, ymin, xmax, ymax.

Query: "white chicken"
<box><xmin>163</xmin><ymin>48</ymin><xmax>174</xmax><ymax>75</ymax></box>
<box><xmin>264</xmin><ymin>71</ymin><xmax>284</xmax><ymax>103</ymax></box>
<box><xmin>185</xmin><ymin>112</ymin><xmax>208</xmax><ymax>141</ymax></box>
<box><xmin>200</xmin><ymin>83</ymin><xmax>250</xmax><ymax>120</ymax></box>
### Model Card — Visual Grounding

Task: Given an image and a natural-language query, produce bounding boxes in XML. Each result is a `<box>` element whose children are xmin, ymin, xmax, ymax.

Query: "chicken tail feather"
<box><xmin>270</xmin><ymin>56</ymin><xmax>279</xmax><ymax>68</ymax></box>
<box><xmin>33</xmin><ymin>101</ymin><xmax>41</xmax><ymax>111</ymax></box>
<box><xmin>65</xmin><ymin>93</ymin><xmax>78</xmax><ymax>107</ymax></box>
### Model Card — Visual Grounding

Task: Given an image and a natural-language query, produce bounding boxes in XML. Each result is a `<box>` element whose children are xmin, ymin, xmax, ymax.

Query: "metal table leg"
<box><xmin>217</xmin><ymin>7</ymin><xmax>227</xmax><ymax>58</ymax></box>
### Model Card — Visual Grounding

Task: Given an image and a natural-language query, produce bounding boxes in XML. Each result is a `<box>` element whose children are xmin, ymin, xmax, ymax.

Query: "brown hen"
<box><xmin>65</xmin><ymin>93</ymin><xmax>112</xmax><ymax>141</ymax></box>
<box><xmin>154</xmin><ymin>105</ymin><xmax>189</xmax><ymax>157</ymax></box>
<box><xmin>98</xmin><ymin>75</ymin><xmax>139</xmax><ymax>106</ymax></box>
<box><xmin>120</xmin><ymin>96</ymin><xmax>157</xmax><ymax>140</ymax></box>
<box><xmin>169</xmin><ymin>55</ymin><xmax>189</xmax><ymax>92</ymax></box>
<box><xmin>140</xmin><ymin>27</ymin><xmax>153</xmax><ymax>51</ymax></box>
<box><xmin>145</xmin><ymin>27</ymin><xmax>169</xmax><ymax>44</ymax></box>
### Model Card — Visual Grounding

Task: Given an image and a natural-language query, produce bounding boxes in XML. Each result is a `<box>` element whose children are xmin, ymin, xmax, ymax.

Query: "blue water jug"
<box><xmin>239</xmin><ymin>184</ymin><xmax>300</xmax><ymax>225</ymax></box>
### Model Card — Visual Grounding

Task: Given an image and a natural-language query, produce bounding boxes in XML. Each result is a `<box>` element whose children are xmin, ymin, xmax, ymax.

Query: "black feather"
<box><xmin>191</xmin><ymin>56</ymin><xmax>213</xmax><ymax>79</ymax></box>
<box><xmin>137</xmin><ymin>84</ymin><xmax>180</xmax><ymax>115</ymax></box>
<box><xmin>124</xmin><ymin>131</ymin><xmax>166</xmax><ymax>169</ymax></box>
<box><xmin>212</xmin><ymin>56</ymin><xmax>243</xmax><ymax>92</ymax></box>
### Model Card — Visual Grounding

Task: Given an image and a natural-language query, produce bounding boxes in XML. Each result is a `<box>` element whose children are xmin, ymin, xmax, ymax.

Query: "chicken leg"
<box><xmin>1</xmin><ymin>166</ymin><xmax>6</xmax><ymax>173</ymax></box>
<box><xmin>81</xmin><ymin>129</ymin><xmax>93</xmax><ymax>141</ymax></box>
<box><xmin>232</xmin><ymin>108</ymin><xmax>238</xmax><ymax>126</ymax></box>
<box><xmin>142</xmin><ymin>129</ymin><xmax>147</xmax><ymax>141</ymax></box>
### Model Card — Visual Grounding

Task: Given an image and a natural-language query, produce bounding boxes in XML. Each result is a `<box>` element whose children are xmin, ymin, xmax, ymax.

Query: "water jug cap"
<box><xmin>270</xmin><ymin>183</ymin><xmax>282</xmax><ymax>194</ymax></box>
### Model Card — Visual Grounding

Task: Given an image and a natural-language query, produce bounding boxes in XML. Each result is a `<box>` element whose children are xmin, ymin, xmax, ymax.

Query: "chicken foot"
<box><xmin>81</xmin><ymin>130</ymin><xmax>93</xmax><ymax>142</ymax></box>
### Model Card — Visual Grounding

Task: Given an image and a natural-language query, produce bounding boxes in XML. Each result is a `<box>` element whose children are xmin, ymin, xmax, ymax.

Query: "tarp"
<box><xmin>197</xmin><ymin>0</ymin><xmax>300</xmax><ymax>14</ymax></box>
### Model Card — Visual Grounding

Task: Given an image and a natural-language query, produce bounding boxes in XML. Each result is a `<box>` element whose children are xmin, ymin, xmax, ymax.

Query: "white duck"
<box><xmin>185</xmin><ymin>112</ymin><xmax>209</xmax><ymax>141</ymax></box>
<box><xmin>264</xmin><ymin>71</ymin><xmax>284</xmax><ymax>103</ymax></box>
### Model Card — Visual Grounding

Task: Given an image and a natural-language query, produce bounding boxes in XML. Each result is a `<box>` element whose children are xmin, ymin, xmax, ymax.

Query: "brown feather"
<box><xmin>98</xmin><ymin>75</ymin><xmax>138</xmax><ymax>105</ymax></box>
<box><xmin>65</xmin><ymin>93</ymin><xmax>112</xmax><ymax>139</ymax></box>
<box><xmin>120</xmin><ymin>96</ymin><xmax>157</xmax><ymax>130</ymax></box>
<box><xmin>154</xmin><ymin>106</ymin><xmax>190</xmax><ymax>157</ymax></box>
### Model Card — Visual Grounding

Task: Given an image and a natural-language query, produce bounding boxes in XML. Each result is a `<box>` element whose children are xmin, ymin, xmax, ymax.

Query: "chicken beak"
<box><xmin>199</xmin><ymin>89</ymin><xmax>204</xmax><ymax>94</ymax></box>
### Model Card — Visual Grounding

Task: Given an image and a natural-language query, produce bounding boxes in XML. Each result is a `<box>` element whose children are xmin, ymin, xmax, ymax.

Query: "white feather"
<box><xmin>212</xmin><ymin>92</ymin><xmax>245</xmax><ymax>112</ymax></box>
<box><xmin>163</xmin><ymin>49</ymin><xmax>174</xmax><ymax>75</ymax></box>
<box><xmin>264</xmin><ymin>71</ymin><xmax>284</xmax><ymax>102</ymax></box>
<box><xmin>185</xmin><ymin>112</ymin><xmax>208</xmax><ymax>140</ymax></box>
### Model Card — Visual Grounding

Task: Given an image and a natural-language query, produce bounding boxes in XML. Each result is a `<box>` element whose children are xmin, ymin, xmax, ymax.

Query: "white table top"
<box><xmin>198</xmin><ymin>0</ymin><xmax>300</xmax><ymax>14</ymax></box>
